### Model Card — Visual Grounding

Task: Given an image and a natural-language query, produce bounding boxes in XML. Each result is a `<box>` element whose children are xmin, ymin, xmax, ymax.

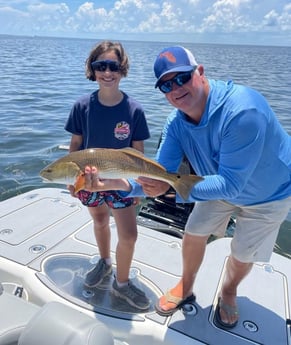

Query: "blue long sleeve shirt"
<box><xmin>127</xmin><ymin>79</ymin><xmax>291</xmax><ymax>206</ymax></box>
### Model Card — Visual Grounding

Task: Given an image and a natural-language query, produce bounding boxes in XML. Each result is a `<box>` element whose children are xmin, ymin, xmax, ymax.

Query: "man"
<box><xmin>82</xmin><ymin>45</ymin><xmax>291</xmax><ymax>328</ymax></box>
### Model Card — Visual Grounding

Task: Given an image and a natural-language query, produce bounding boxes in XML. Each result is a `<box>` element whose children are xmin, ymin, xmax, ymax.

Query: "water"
<box><xmin>1</xmin><ymin>35</ymin><xmax>291</xmax><ymax>258</ymax></box>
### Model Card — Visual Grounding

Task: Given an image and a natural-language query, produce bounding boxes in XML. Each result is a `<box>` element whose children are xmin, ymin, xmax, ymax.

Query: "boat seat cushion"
<box><xmin>0</xmin><ymin>291</ymin><xmax>40</xmax><ymax>345</ymax></box>
<box><xmin>18</xmin><ymin>301</ymin><xmax>114</xmax><ymax>345</ymax></box>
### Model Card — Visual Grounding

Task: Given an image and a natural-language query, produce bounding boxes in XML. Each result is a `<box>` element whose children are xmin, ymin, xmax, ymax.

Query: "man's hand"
<box><xmin>135</xmin><ymin>176</ymin><xmax>170</xmax><ymax>198</ymax></box>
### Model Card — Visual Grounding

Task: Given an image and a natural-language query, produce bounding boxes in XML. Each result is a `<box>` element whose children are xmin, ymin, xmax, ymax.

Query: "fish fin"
<box><xmin>172</xmin><ymin>174</ymin><xmax>204</xmax><ymax>201</ymax></box>
<box><xmin>74</xmin><ymin>173</ymin><xmax>85</xmax><ymax>193</ymax></box>
<box><xmin>118</xmin><ymin>147</ymin><xmax>167</xmax><ymax>171</ymax></box>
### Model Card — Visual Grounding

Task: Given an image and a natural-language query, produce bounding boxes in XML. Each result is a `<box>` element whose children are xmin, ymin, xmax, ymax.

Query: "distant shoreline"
<box><xmin>1</xmin><ymin>33</ymin><xmax>290</xmax><ymax>48</ymax></box>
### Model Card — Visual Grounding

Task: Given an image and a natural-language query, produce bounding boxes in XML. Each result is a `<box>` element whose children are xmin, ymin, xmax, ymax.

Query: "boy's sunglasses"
<box><xmin>91</xmin><ymin>60</ymin><xmax>120</xmax><ymax>72</ymax></box>
<box><xmin>158</xmin><ymin>69</ymin><xmax>195</xmax><ymax>94</ymax></box>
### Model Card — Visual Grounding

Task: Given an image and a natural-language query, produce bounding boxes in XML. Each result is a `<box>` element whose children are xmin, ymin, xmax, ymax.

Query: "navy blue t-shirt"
<box><xmin>65</xmin><ymin>90</ymin><xmax>150</xmax><ymax>149</ymax></box>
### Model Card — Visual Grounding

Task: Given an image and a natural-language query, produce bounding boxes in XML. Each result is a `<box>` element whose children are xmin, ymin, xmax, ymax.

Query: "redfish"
<box><xmin>40</xmin><ymin>147</ymin><xmax>203</xmax><ymax>200</ymax></box>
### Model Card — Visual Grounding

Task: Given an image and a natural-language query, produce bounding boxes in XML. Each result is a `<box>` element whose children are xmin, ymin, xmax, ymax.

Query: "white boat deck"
<box><xmin>0</xmin><ymin>188</ymin><xmax>290</xmax><ymax>345</ymax></box>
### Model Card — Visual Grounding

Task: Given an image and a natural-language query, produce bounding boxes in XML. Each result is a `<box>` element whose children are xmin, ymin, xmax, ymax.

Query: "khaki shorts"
<box><xmin>185</xmin><ymin>197</ymin><xmax>291</xmax><ymax>263</ymax></box>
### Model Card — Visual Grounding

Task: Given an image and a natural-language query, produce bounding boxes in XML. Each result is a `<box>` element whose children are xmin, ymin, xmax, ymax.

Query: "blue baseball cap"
<box><xmin>154</xmin><ymin>46</ymin><xmax>198</xmax><ymax>88</ymax></box>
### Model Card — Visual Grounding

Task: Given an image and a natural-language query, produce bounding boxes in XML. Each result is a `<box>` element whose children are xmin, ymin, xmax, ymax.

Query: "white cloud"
<box><xmin>264</xmin><ymin>10</ymin><xmax>280</xmax><ymax>27</ymax></box>
<box><xmin>279</xmin><ymin>3</ymin><xmax>291</xmax><ymax>30</ymax></box>
<box><xmin>0</xmin><ymin>0</ymin><xmax>290</xmax><ymax>45</ymax></box>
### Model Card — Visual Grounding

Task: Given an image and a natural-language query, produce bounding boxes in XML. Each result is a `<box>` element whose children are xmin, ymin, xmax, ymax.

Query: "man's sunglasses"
<box><xmin>91</xmin><ymin>60</ymin><xmax>120</xmax><ymax>72</ymax></box>
<box><xmin>158</xmin><ymin>69</ymin><xmax>195</xmax><ymax>94</ymax></box>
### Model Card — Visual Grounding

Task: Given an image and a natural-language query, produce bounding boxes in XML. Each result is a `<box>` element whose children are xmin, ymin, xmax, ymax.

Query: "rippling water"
<box><xmin>0</xmin><ymin>35</ymin><xmax>290</xmax><ymax>258</ymax></box>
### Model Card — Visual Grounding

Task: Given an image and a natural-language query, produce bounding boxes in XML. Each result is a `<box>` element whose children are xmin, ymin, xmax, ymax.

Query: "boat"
<box><xmin>0</xmin><ymin>187</ymin><xmax>290</xmax><ymax>345</ymax></box>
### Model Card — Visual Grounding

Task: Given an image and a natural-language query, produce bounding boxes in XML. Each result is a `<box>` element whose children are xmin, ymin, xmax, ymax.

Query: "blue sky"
<box><xmin>0</xmin><ymin>0</ymin><xmax>291</xmax><ymax>46</ymax></box>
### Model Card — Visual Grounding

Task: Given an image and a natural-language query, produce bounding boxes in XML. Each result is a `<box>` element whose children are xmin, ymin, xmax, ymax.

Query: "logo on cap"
<box><xmin>159</xmin><ymin>51</ymin><xmax>176</xmax><ymax>63</ymax></box>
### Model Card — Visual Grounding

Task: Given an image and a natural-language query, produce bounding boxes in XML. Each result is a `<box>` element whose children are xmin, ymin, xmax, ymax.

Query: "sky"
<box><xmin>0</xmin><ymin>0</ymin><xmax>291</xmax><ymax>46</ymax></box>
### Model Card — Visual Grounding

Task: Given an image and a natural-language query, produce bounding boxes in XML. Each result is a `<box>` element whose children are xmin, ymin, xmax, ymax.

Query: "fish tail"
<box><xmin>74</xmin><ymin>173</ymin><xmax>85</xmax><ymax>193</ymax></box>
<box><xmin>172</xmin><ymin>175</ymin><xmax>204</xmax><ymax>201</ymax></box>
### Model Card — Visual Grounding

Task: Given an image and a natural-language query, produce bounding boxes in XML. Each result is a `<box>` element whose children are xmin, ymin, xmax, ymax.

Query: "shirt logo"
<box><xmin>114</xmin><ymin>121</ymin><xmax>130</xmax><ymax>140</ymax></box>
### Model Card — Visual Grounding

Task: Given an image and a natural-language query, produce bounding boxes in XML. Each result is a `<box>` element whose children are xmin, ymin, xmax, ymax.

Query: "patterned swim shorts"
<box><xmin>77</xmin><ymin>190</ymin><xmax>134</xmax><ymax>209</ymax></box>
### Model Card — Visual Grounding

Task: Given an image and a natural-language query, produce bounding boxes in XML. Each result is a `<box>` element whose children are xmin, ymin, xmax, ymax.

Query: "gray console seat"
<box><xmin>0</xmin><ymin>286</ymin><xmax>40</xmax><ymax>345</ymax></box>
<box><xmin>18</xmin><ymin>301</ymin><xmax>115</xmax><ymax>345</ymax></box>
<box><xmin>0</xmin><ymin>283</ymin><xmax>121</xmax><ymax>345</ymax></box>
